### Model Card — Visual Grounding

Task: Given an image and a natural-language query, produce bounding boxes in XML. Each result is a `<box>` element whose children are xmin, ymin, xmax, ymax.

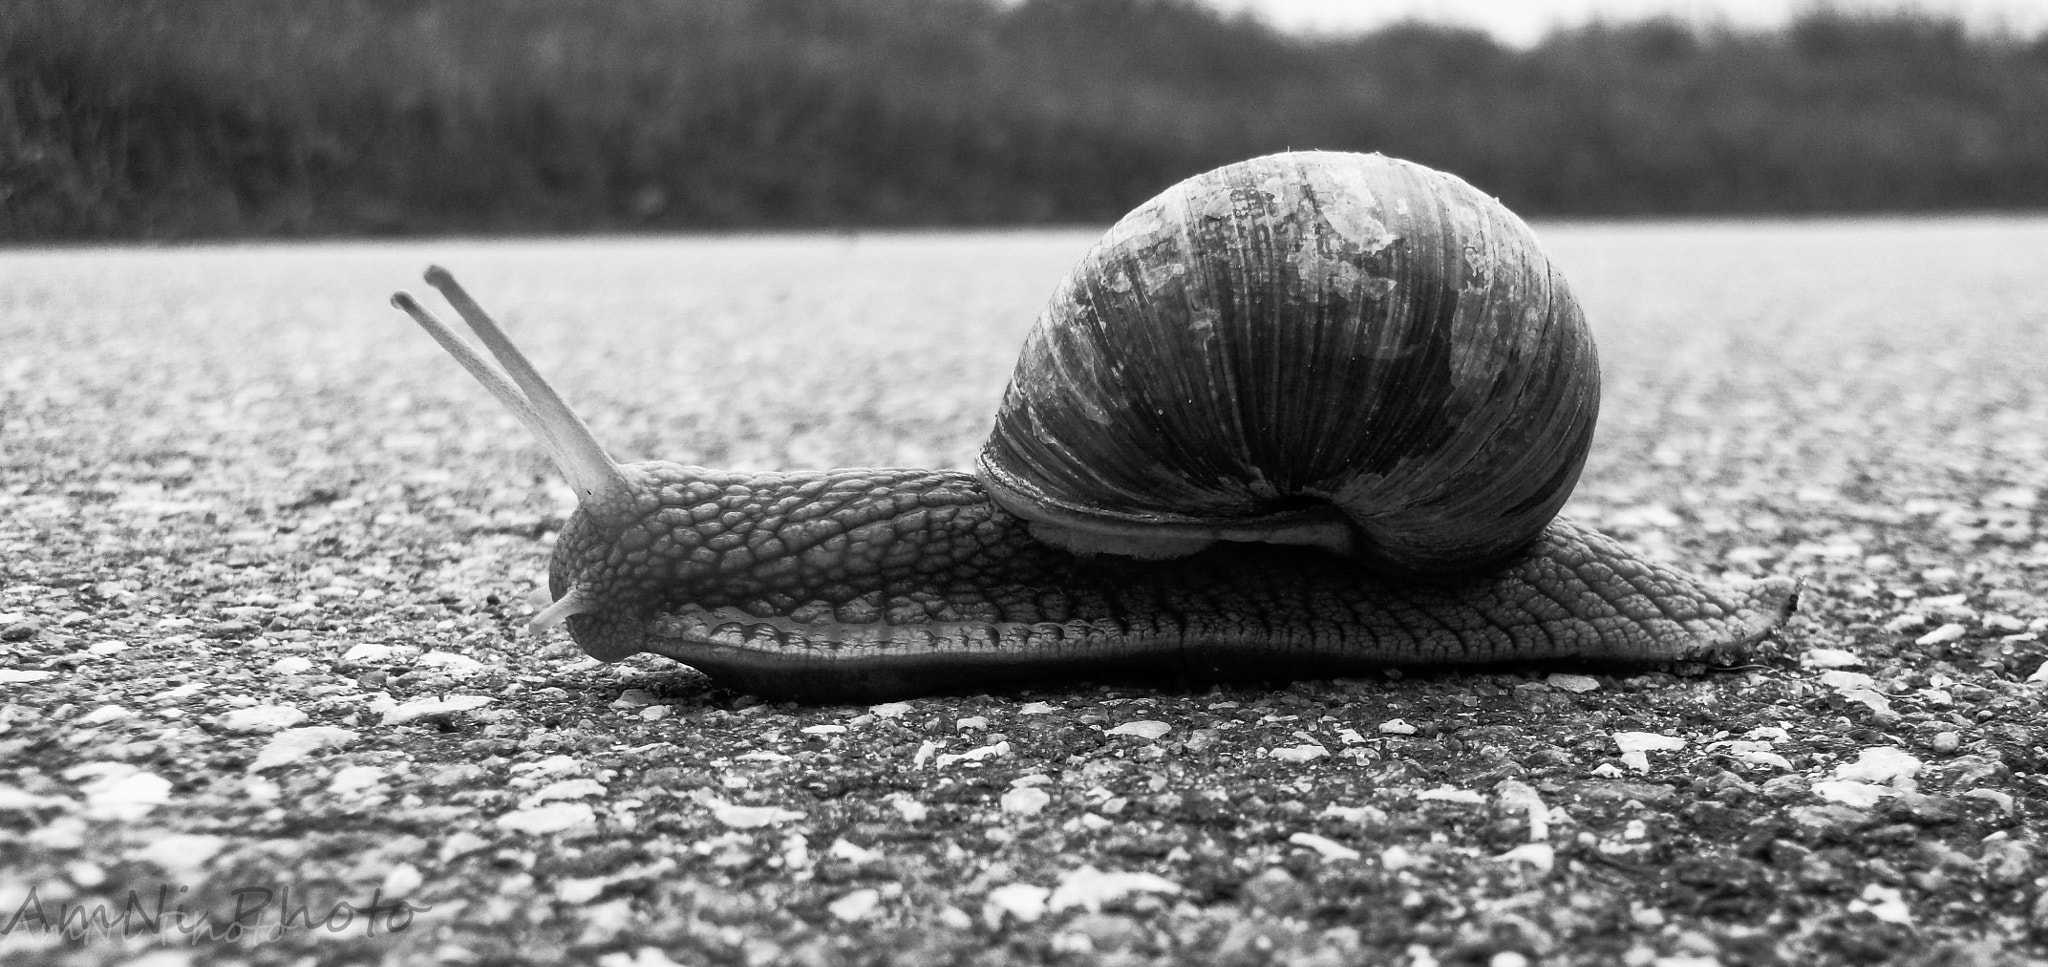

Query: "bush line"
<box><xmin>4</xmin><ymin>0</ymin><xmax>2046</xmax><ymax>241</ymax></box>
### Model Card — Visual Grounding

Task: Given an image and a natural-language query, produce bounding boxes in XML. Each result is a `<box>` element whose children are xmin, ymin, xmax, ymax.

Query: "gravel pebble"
<box><xmin>248</xmin><ymin>725</ymin><xmax>358</xmax><ymax>770</ymax></box>
<box><xmin>1001</xmin><ymin>786</ymin><xmax>1052</xmax><ymax>816</ymax></box>
<box><xmin>380</xmin><ymin>694</ymin><xmax>493</xmax><ymax>724</ymax></box>
<box><xmin>496</xmin><ymin>802</ymin><xmax>599</xmax><ymax>835</ymax></box>
<box><xmin>1105</xmin><ymin>720</ymin><xmax>1171</xmax><ymax>739</ymax></box>
<box><xmin>213</xmin><ymin>705</ymin><xmax>310</xmax><ymax>733</ymax></box>
<box><xmin>1048</xmin><ymin>866</ymin><xmax>1182</xmax><ymax>912</ymax></box>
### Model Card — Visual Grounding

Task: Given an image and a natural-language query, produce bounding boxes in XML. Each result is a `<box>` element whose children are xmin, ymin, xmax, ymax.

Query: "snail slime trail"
<box><xmin>392</xmin><ymin>151</ymin><xmax>1799</xmax><ymax>703</ymax></box>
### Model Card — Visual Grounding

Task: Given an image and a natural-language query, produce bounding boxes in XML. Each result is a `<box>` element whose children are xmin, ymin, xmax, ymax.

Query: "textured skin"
<box><xmin>551</xmin><ymin>463</ymin><xmax>1797</xmax><ymax>703</ymax></box>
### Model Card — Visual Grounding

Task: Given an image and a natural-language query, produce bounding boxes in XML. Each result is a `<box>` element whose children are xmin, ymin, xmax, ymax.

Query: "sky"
<box><xmin>1202</xmin><ymin>0</ymin><xmax>2048</xmax><ymax>45</ymax></box>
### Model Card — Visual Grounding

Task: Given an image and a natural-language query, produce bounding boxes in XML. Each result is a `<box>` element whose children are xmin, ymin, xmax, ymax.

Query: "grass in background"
<box><xmin>4</xmin><ymin>0</ymin><xmax>2048</xmax><ymax>241</ymax></box>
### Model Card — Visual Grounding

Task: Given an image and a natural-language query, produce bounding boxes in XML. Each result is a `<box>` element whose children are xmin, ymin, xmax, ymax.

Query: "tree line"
<box><xmin>5</xmin><ymin>0</ymin><xmax>2046</xmax><ymax>241</ymax></box>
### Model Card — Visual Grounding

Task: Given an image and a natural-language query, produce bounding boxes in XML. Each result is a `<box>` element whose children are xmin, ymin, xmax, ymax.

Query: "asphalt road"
<box><xmin>2</xmin><ymin>217</ymin><xmax>2046</xmax><ymax>965</ymax></box>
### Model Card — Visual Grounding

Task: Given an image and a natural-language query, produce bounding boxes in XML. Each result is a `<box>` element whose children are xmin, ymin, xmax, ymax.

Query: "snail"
<box><xmin>392</xmin><ymin>150</ymin><xmax>1798</xmax><ymax>703</ymax></box>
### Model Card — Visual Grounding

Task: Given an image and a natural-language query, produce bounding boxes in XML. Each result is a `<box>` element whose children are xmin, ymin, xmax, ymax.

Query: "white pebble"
<box><xmin>327</xmin><ymin>765</ymin><xmax>387</xmax><ymax>795</ymax></box>
<box><xmin>828</xmin><ymin>888</ymin><xmax>881</xmax><ymax>922</ymax></box>
<box><xmin>1800</xmin><ymin>648</ymin><xmax>1865</xmax><ymax>668</ymax></box>
<box><xmin>1493</xmin><ymin>843</ymin><xmax>1554</xmax><ymax>872</ymax></box>
<box><xmin>1611</xmin><ymin>730</ymin><xmax>1686</xmax><ymax>772</ymax></box>
<box><xmin>1495</xmin><ymin>780</ymin><xmax>1550</xmax><ymax>841</ymax></box>
<box><xmin>439</xmin><ymin>831</ymin><xmax>491</xmax><ymax>862</ymax></box>
<box><xmin>1379</xmin><ymin>846</ymin><xmax>1425</xmax><ymax>870</ymax></box>
<box><xmin>268</xmin><ymin>656</ymin><xmax>314</xmax><ymax>675</ymax></box>
<box><xmin>983</xmin><ymin>883</ymin><xmax>1051</xmax><ymax>927</ymax></box>
<box><xmin>525</xmin><ymin>779</ymin><xmax>608</xmax><ymax>804</ymax></box>
<box><xmin>214</xmin><ymin>705</ymin><xmax>309</xmax><ymax>734</ymax></box>
<box><xmin>1842</xmin><ymin>688</ymin><xmax>1894</xmax><ymax>715</ymax></box>
<box><xmin>77</xmin><ymin>705</ymin><xmax>134</xmax><ymax>726</ymax></box>
<box><xmin>341</xmin><ymin>643</ymin><xmax>411</xmax><ymax>663</ymax></box>
<box><xmin>702</xmin><ymin>796</ymin><xmax>802</xmax><ymax>829</ymax></box>
<box><xmin>1710</xmin><ymin>740</ymin><xmax>1793</xmax><ymax>771</ymax></box>
<box><xmin>1048</xmin><ymin>866</ymin><xmax>1181</xmax><ymax>912</ymax></box>
<box><xmin>510</xmin><ymin>755</ymin><xmax>586</xmax><ymax>783</ymax></box>
<box><xmin>1544</xmin><ymin>673</ymin><xmax>1600</xmax><ymax>693</ymax></box>
<box><xmin>1832</xmin><ymin>746</ymin><xmax>1923</xmax><ymax>784</ymax></box>
<box><xmin>1268</xmin><ymin>744</ymin><xmax>1328</xmax><ymax>763</ymax></box>
<box><xmin>597</xmin><ymin>948</ymin><xmax>688</xmax><ymax>967</ymax></box>
<box><xmin>935</xmin><ymin>741</ymin><xmax>1010</xmax><ymax>768</ymax></box>
<box><xmin>1983</xmin><ymin>614</ymin><xmax>2029</xmax><ymax>633</ymax></box>
<box><xmin>79</xmin><ymin>768</ymin><xmax>173</xmax><ymax>821</ymax></box>
<box><xmin>416</xmin><ymin>652</ymin><xmax>485</xmax><ymax>673</ymax></box>
<box><xmin>939</xmin><ymin>906</ymin><xmax>975</xmax><ymax>929</ymax></box>
<box><xmin>1288</xmin><ymin>832</ymin><xmax>1360</xmax><ymax>861</ymax></box>
<box><xmin>381</xmin><ymin>863</ymin><xmax>424</xmax><ymax>900</ymax></box>
<box><xmin>829</xmin><ymin>838</ymin><xmax>883</xmax><ymax>863</ymax></box>
<box><xmin>1848</xmin><ymin>884</ymin><xmax>1913</xmax><ymax>925</ymax></box>
<box><xmin>1001</xmin><ymin>787</ymin><xmax>1051</xmax><ymax>816</ymax></box>
<box><xmin>1105</xmin><ymin>720</ymin><xmax>1170</xmax><ymax>740</ymax></box>
<box><xmin>497</xmin><ymin>802</ymin><xmax>598</xmax><ymax>835</ymax></box>
<box><xmin>1319</xmin><ymin>804</ymin><xmax>1386</xmax><ymax>825</ymax></box>
<box><xmin>1377</xmin><ymin>718</ymin><xmax>1418</xmax><ymax>735</ymax></box>
<box><xmin>1882</xmin><ymin>612</ymin><xmax>1928</xmax><ymax>632</ymax></box>
<box><xmin>1416</xmin><ymin>787</ymin><xmax>1485</xmax><ymax>804</ymax></box>
<box><xmin>610</xmin><ymin>689</ymin><xmax>658</xmax><ymax>708</ymax></box>
<box><xmin>249</xmin><ymin>726</ymin><xmax>358</xmax><ymax>771</ymax></box>
<box><xmin>130</xmin><ymin>833</ymin><xmax>226</xmax><ymax>878</ymax></box>
<box><xmin>0</xmin><ymin>787</ymin><xmax>57</xmax><ymax>812</ymax></box>
<box><xmin>1811</xmin><ymin>780</ymin><xmax>1891</xmax><ymax>807</ymax></box>
<box><xmin>1613</xmin><ymin>731</ymin><xmax>1687</xmax><ymax>754</ymax></box>
<box><xmin>556</xmin><ymin>877</ymin><xmax>609</xmax><ymax>904</ymax></box>
<box><xmin>242</xmin><ymin>777</ymin><xmax>280</xmax><ymax>803</ymax></box>
<box><xmin>381</xmin><ymin>694</ymin><xmax>492</xmax><ymax>725</ymax></box>
<box><xmin>1915</xmin><ymin>623</ymin><xmax>1966</xmax><ymax>645</ymax></box>
<box><xmin>1963</xmin><ymin>789</ymin><xmax>2014</xmax><ymax>812</ymax></box>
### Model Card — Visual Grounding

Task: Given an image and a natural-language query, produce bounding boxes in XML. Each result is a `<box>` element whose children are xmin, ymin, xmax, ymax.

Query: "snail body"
<box><xmin>394</xmin><ymin>151</ymin><xmax>1796</xmax><ymax>703</ymax></box>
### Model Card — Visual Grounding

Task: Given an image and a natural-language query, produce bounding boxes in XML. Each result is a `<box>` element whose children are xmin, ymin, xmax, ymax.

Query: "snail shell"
<box><xmin>981</xmin><ymin>151</ymin><xmax>1598</xmax><ymax>574</ymax></box>
<box><xmin>392</xmin><ymin>151</ymin><xmax>1797</xmax><ymax>703</ymax></box>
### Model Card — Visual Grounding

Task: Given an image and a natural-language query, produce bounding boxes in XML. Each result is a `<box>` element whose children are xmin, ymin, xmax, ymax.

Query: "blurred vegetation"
<box><xmin>5</xmin><ymin>0</ymin><xmax>2048</xmax><ymax>240</ymax></box>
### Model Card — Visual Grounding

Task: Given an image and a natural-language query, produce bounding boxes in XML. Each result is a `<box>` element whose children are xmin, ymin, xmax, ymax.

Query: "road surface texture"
<box><xmin>2</xmin><ymin>219</ymin><xmax>2046</xmax><ymax>964</ymax></box>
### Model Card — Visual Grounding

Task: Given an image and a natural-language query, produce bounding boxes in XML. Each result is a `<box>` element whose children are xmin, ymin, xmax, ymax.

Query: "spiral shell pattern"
<box><xmin>978</xmin><ymin>151</ymin><xmax>1600</xmax><ymax>575</ymax></box>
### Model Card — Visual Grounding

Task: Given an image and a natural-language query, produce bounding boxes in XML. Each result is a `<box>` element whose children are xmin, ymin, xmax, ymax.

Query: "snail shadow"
<box><xmin>624</xmin><ymin>642</ymin><xmax>1795</xmax><ymax>710</ymax></box>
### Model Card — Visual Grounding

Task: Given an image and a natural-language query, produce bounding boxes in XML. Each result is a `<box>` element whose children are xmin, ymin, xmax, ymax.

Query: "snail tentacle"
<box><xmin>528</xmin><ymin>585</ymin><xmax>597</xmax><ymax>635</ymax></box>
<box><xmin>407</xmin><ymin>267</ymin><xmax>632</xmax><ymax>506</ymax></box>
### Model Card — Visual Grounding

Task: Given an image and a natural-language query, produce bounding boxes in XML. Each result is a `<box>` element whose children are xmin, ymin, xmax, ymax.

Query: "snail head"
<box><xmin>392</xmin><ymin>267</ymin><xmax>673</xmax><ymax>661</ymax></box>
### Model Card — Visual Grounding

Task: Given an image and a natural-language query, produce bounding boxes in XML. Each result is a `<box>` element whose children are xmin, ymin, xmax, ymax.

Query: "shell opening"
<box><xmin>988</xmin><ymin>469</ymin><xmax>1360</xmax><ymax>560</ymax></box>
